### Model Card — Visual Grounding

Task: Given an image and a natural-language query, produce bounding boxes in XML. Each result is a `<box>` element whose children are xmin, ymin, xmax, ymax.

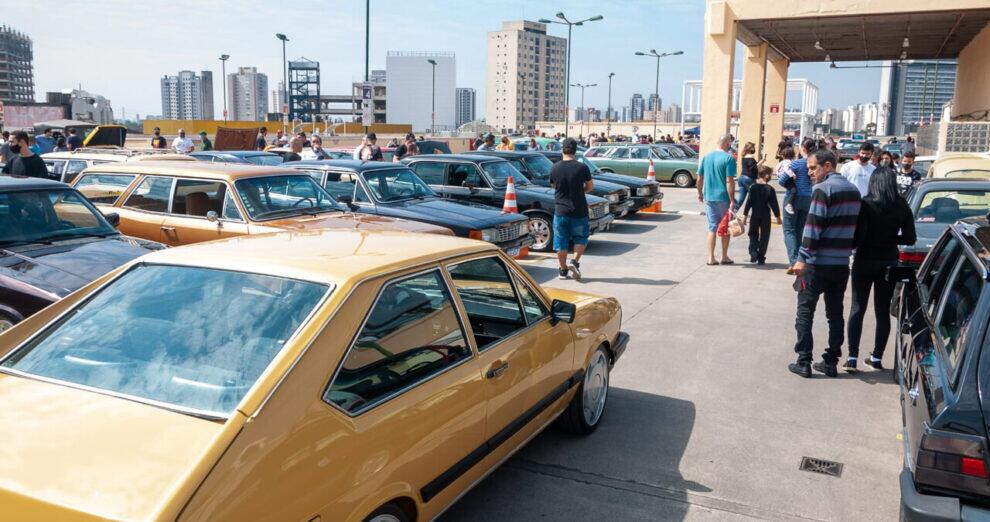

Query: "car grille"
<box><xmin>495</xmin><ymin>220</ymin><xmax>530</xmax><ymax>242</ymax></box>
<box><xmin>637</xmin><ymin>184</ymin><xmax>659</xmax><ymax>196</ymax></box>
<box><xmin>590</xmin><ymin>202</ymin><xmax>608</xmax><ymax>220</ymax></box>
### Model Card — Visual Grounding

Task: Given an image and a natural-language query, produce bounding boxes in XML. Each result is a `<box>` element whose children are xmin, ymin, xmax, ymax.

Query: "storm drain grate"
<box><xmin>799</xmin><ymin>457</ymin><xmax>844</xmax><ymax>477</ymax></box>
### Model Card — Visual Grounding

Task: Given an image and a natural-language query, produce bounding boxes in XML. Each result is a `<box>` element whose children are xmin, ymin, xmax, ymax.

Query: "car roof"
<box><xmin>190</xmin><ymin>150</ymin><xmax>275</xmax><ymax>158</ymax></box>
<box><xmin>138</xmin><ymin>229</ymin><xmax>495</xmax><ymax>285</ymax></box>
<box><xmin>82</xmin><ymin>162</ymin><xmax>304</xmax><ymax>181</ymax></box>
<box><xmin>291</xmin><ymin>159</ymin><xmax>408</xmax><ymax>172</ymax></box>
<box><xmin>406</xmin><ymin>153</ymin><xmax>506</xmax><ymax>163</ymax></box>
<box><xmin>928</xmin><ymin>154</ymin><xmax>990</xmax><ymax>178</ymax></box>
<box><xmin>915</xmin><ymin>178</ymin><xmax>990</xmax><ymax>191</ymax></box>
<box><xmin>0</xmin><ymin>175</ymin><xmax>69</xmax><ymax>190</ymax></box>
<box><xmin>472</xmin><ymin>150</ymin><xmax>542</xmax><ymax>158</ymax></box>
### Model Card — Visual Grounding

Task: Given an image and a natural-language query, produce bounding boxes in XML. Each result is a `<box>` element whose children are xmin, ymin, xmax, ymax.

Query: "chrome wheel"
<box><xmin>582</xmin><ymin>350</ymin><xmax>609</xmax><ymax>426</ymax></box>
<box><xmin>368</xmin><ymin>516</ymin><xmax>401</xmax><ymax>522</ymax></box>
<box><xmin>529</xmin><ymin>216</ymin><xmax>552</xmax><ymax>251</ymax></box>
<box><xmin>0</xmin><ymin>316</ymin><xmax>15</xmax><ymax>334</ymax></box>
<box><xmin>674</xmin><ymin>171</ymin><xmax>693</xmax><ymax>188</ymax></box>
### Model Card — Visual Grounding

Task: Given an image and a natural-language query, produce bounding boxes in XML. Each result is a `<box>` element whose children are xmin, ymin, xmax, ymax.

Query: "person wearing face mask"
<box><xmin>839</xmin><ymin>142</ymin><xmax>876</xmax><ymax>197</ymax></box>
<box><xmin>1</xmin><ymin>131</ymin><xmax>47</xmax><ymax>178</ymax></box>
<box><xmin>172</xmin><ymin>129</ymin><xmax>194</xmax><ymax>154</ymax></box>
<box><xmin>150</xmin><ymin>127</ymin><xmax>168</xmax><ymax>149</ymax></box>
<box><xmin>878</xmin><ymin>150</ymin><xmax>895</xmax><ymax>168</ymax></box>
<box><xmin>896</xmin><ymin>150</ymin><xmax>923</xmax><ymax>195</ymax></box>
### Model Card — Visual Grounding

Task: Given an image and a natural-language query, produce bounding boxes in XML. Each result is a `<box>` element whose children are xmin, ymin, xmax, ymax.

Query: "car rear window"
<box><xmin>916</xmin><ymin>190</ymin><xmax>990</xmax><ymax>224</ymax></box>
<box><xmin>75</xmin><ymin>173</ymin><xmax>136</xmax><ymax>205</ymax></box>
<box><xmin>244</xmin><ymin>154</ymin><xmax>284</xmax><ymax>166</ymax></box>
<box><xmin>2</xmin><ymin>265</ymin><xmax>328</xmax><ymax>417</ymax></box>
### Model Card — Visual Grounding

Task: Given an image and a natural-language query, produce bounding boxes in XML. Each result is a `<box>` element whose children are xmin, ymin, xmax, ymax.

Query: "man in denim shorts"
<box><xmin>549</xmin><ymin>138</ymin><xmax>594</xmax><ymax>280</ymax></box>
<box><xmin>697</xmin><ymin>134</ymin><xmax>737</xmax><ymax>265</ymax></box>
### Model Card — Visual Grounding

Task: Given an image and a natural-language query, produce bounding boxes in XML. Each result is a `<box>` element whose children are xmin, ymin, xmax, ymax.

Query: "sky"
<box><xmin>23</xmin><ymin>0</ymin><xmax>882</xmax><ymax>120</ymax></box>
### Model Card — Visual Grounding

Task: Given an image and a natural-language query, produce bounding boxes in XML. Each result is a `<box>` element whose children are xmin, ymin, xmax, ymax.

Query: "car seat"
<box><xmin>930</xmin><ymin>197</ymin><xmax>961</xmax><ymax>223</ymax></box>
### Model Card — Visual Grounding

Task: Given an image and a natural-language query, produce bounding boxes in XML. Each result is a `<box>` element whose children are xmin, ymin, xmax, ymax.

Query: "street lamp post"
<box><xmin>427</xmin><ymin>59</ymin><xmax>437</xmax><ymax>134</ymax></box>
<box><xmin>606</xmin><ymin>72</ymin><xmax>615</xmax><ymax>138</ymax></box>
<box><xmin>538</xmin><ymin>12</ymin><xmax>603</xmax><ymax>138</ymax></box>
<box><xmin>219</xmin><ymin>54</ymin><xmax>229</xmax><ymax>122</ymax></box>
<box><xmin>276</xmin><ymin>33</ymin><xmax>289</xmax><ymax>132</ymax></box>
<box><xmin>634</xmin><ymin>49</ymin><xmax>683</xmax><ymax>139</ymax></box>
<box><xmin>571</xmin><ymin>82</ymin><xmax>596</xmax><ymax>140</ymax></box>
<box><xmin>518</xmin><ymin>72</ymin><xmax>527</xmax><ymax>133</ymax></box>
<box><xmin>363</xmin><ymin>0</ymin><xmax>370</xmax><ymax>134</ymax></box>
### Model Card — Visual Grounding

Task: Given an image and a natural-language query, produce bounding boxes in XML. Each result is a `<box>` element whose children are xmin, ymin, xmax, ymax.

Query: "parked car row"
<box><xmin>584</xmin><ymin>143</ymin><xmax>700</xmax><ymax>187</ymax></box>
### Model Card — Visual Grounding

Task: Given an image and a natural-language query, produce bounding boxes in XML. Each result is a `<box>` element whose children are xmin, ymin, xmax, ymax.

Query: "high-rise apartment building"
<box><xmin>879</xmin><ymin>60</ymin><xmax>957</xmax><ymax>135</ymax></box>
<box><xmin>386</xmin><ymin>52</ymin><xmax>455</xmax><ymax>131</ymax></box>
<box><xmin>0</xmin><ymin>26</ymin><xmax>34</xmax><ymax>102</ymax></box>
<box><xmin>455</xmin><ymin>87</ymin><xmax>476</xmax><ymax>128</ymax></box>
<box><xmin>630</xmin><ymin>94</ymin><xmax>645</xmax><ymax>121</ymax></box>
<box><xmin>647</xmin><ymin>94</ymin><xmax>660</xmax><ymax>112</ymax></box>
<box><xmin>486</xmin><ymin>20</ymin><xmax>566</xmax><ymax>132</ymax></box>
<box><xmin>273</xmin><ymin>81</ymin><xmax>285</xmax><ymax>115</ymax></box>
<box><xmin>160</xmin><ymin>70</ymin><xmax>214</xmax><ymax>120</ymax></box>
<box><xmin>621</xmin><ymin>106</ymin><xmax>630</xmax><ymax>122</ymax></box>
<box><xmin>227</xmin><ymin>67</ymin><xmax>269</xmax><ymax>121</ymax></box>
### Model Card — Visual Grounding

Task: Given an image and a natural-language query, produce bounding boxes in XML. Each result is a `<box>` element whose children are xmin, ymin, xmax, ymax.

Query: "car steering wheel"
<box><xmin>292</xmin><ymin>197</ymin><xmax>316</xmax><ymax>208</ymax></box>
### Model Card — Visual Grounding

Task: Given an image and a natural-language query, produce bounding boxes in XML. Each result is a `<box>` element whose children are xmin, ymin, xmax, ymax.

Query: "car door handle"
<box><xmin>486</xmin><ymin>362</ymin><xmax>509</xmax><ymax>379</ymax></box>
<box><xmin>160</xmin><ymin>226</ymin><xmax>175</xmax><ymax>232</ymax></box>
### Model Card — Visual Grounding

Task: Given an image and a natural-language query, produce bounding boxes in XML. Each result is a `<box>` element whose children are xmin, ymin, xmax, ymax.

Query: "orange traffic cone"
<box><xmin>646</xmin><ymin>159</ymin><xmax>657</xmax><ymax>182</ymax></box>
<box><xmin>502</xmin><ymin>176</ymin><xmax>519</xmax><ymax>213</ymax></box>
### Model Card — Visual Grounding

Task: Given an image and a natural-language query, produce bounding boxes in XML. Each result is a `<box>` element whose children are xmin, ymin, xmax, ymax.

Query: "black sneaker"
<box><xmin>757</xmin><ymin>258</ymin><xmax>766</xmax><ymax>265</ymax></box>
<box><xmin>569</xmin><ymin>260</ymin><xmax>582</xmax><ymax>281</ymax></box>
<box><xmin>558</xmin><ymin>268</ymin><xmax>569</xmax><ymax>280</ymax></box>
<box><xmin>812</xmin><ymin>361</ymin><xmax>838</xmax><ymax>377</ymax></box>
<box><xmin>865</xmin><ymin>357</ymin><xmax>884</xmax><ymax>370</ymax></box>
<box><xmin>842</xmin><ymin>359</ymin><xmax>858</xmax><ymax>373</ymax></box>
<box><xmin>788</xmin><ymin>362</ymin><xmax>811</xmax><ymax>378</ymax></box>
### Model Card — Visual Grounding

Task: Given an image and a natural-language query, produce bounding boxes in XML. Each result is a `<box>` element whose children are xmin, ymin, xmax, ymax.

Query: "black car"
<box><xmin>0</xmin><ymin>176</ymin><xmax>165</xmax><ymax>332</ymax></box>
<box><xmin>286</xmin><ymin>160</ymin><xmax>534</xmax><ymax>256</ymax></box>
<box><xmin>892</xmin><ymin>218</ymin><xmax>990</xmax><ymax>520</ymax></box>
<box><xmin>403</xmin><ymin>154</ymin><xmax>613</xmax><ymax>252</ymax></box>
<box><xmin>189</xmin><ymin>150</ymin><xmax>284</xmax><ymax>166</ymax></box>
<box><xmin>472</xmin><ymin>150</ymin><xmax>635</xmax><ymax>218</ymax></box>
<box><xmin>541</xmin><ymin>151</ymin><xmax>663</xmax><ymax>213</ymax></box>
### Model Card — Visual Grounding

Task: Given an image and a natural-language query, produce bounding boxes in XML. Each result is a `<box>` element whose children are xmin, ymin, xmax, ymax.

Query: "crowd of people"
<box><xmin>697</xmin><ymin>133</ymin><xmax>920</xmax><ymax>378</ymax></box>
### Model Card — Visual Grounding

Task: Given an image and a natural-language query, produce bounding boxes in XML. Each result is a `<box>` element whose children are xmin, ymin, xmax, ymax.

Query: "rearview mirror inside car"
<box><xmin>550</xmin><ymin>299</ymin><xmax>577</xmax><ymax>325</ymax></box>
<box><xmin>887</xmin><ymin>266</ymin><xmax>917</xmax><ymax>284</ymax></box>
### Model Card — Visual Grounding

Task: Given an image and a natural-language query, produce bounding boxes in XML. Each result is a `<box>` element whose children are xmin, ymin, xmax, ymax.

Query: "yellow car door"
<box><xmin>115</xmin><ymin>175</ymin><xmax>173</xmax><ymax>243</ymax></box>
<box><xmin>159</xmin><ymin>180</ymin><xmax>249</xmax><ymax>245</ymax></box>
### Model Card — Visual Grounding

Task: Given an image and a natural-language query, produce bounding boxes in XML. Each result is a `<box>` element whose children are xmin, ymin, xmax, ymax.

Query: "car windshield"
<box><xmin>363</xmin><ymin>168</ymin><xmax>436</xmax><ymax>202</ymax></box>
<box><xmin>1</xmin><ymin>265</ymin><xmax>328</xmax><ymax>417</ymax></box>
<box><xmin>243</xmin><ymin>154</ymin><xmax>284</xmax><ymax>166</ymax></box>
<box><xmin>577</xmin><ymin>155</ymin><xmax>603</xmax><ymax>174</ymax></box>
<box><xmin>481</xmin><ymin>160</ymin><xmax>530</xmax><ymax>187</ymax></box>
<box><xmin>0</xmin><ymin>188</ymin><xmax>117</xmax><ymax>247</ymax></box>
<box><xmin>916</xmin><ymin>190</ymin><xmax>990</xmax><ymax>224</ymax></box>
<box><xmin>522</xmin><ymin>155</ymin><xmax>554</xmax><ymax>180</ymax></box>
<box><xmin>235</xmin><ymin>175</ymin><xmax>342</xmax><ymax>220</ymax></box>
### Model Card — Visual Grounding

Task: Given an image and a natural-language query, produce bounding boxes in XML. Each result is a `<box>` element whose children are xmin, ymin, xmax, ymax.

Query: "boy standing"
<box><xmin>741</xmin><ymin>166</ymin><xmax>781</xmax><ymax>265</ymax></box>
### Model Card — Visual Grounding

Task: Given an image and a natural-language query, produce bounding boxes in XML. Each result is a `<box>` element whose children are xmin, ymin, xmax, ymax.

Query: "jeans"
<box><xmin>846</xmin><ymin>259</ymin><xmax>897</xmax><ymax>359</ymax></box>
<box><xmin>735</xmin><ymin>175</ymin><xmax>755</xmax><ymax>209</ymax></box>
<box><xmin>748</xmin><ymin>217</ymin><xmax>771</xmax><ymax>262</ymax></box>
<box><xmin>552</xmin><ymin>215</ymin><xmax>590</xmax><ymax>251</ymax></box>
<box><xmin>782</xmin><ymin>195</ymin><xmax>811</xmax><ymax>265</ymax></box>
<box><xmin>794</xmin><ymin>264</ymin><xmax>850</xmax><ymax>365</ymax></box>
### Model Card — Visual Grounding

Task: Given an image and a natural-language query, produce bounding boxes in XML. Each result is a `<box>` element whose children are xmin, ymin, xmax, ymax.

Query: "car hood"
<box><xmin>379</xmin><ymin>198</ymin><xmax>527</xmax><ymax>228</ymax></box>
<box><xmin>263</xmin><ymin>211</ymin><xmax>454</xmax><ymax>235</ymax></box>
<box><xmin>0</xmin><ymin>236</ymin><xmax>164</xmax><ymax>298</ymax></box>
<box><xmin>588</xmin><ymin>179</ymin><xmax>628</xmax><ymax>194</ymax></box>
<box><xmin>517</xmin><ymin>185</ymin><xmax>608</xmax><ymax>204</ymax></box>
<box><xmin>594</xmin><ymin>171</ymin><xmax>655</xmax><ymax>188</ymax></box>
<box><xmin>0</xmin><ymin>373</ymin><xmax>230</xmax><ymax>521</ymax></box>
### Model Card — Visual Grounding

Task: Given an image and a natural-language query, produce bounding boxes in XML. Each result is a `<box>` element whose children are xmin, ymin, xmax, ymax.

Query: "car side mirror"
<box><xmin>206</xmin><ymin>210</ymin><xmax>222</xmax><ymax>228</ymax></box>
<box><xmin>462</xmin><ymin>181</ymin><xmax>479</xmax><ymax>193</ymax></box>
<box><xmin>550</xmin><ymin>299</ymin><xmax>577</xmax><ymax>325</ymax></box>
<box><xmin>337</xmin><ymin>194</ymin><xmax>359</xmax><ymax>210</ymax></box>
<box><xmin>104</xmin><ymin>212</ymin><xmax>120</xmax><ymax>228</ymax></box>
<box><xmin>888</xmin><ymin>265</ymin><xmax>917</xmax><ymax>284</ymax></box>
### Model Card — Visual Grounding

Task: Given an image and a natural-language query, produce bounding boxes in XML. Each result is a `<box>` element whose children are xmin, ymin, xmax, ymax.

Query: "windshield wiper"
<box><xmin>300</xmin><ymin>206</ymin><xmax>339</xmax><ymax>215</ymax></box>
<box><xmin>253</xmin><ymin>208</ymin><xmax>303</xmax><ymax>219</ymax></box>
<box><xmin>48</xmin><ymin>231</ymin><xmax>118</xmax><ymax>241</ymax></box>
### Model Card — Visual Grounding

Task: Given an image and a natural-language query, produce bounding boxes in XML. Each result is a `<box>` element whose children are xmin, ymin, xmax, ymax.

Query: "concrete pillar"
<box><xmin>764</xmin><ymin>58</ymin><xmax>789</xmax><ymax>159</ymax></box>
<box><xmin>700</xmin><ymin>0</ymin><xmax>737</xmax><ymax>155</ymax></box>
<box><xmin>737</xmin><ymin>43</ymin><xmax>768</xmax><ymax>170</ymax></box>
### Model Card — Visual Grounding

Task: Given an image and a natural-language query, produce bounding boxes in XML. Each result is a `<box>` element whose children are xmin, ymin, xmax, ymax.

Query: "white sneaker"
<box><xmin>569</xmin><ymin>260</ymin><xmax>582</xmax><ymax>281</ymax></box>
<box><xmin>784</xmin><ymin>203</ymin><xmax>795</xmax><ymax>215</ymax></box>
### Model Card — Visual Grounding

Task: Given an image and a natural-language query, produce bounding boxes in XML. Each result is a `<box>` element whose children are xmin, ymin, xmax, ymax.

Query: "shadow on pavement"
<box><xmin>839</xmin><ymin>368</ymin><xmax>898</xmax><ymax>386</ymax></box>
<box><xmin>579</xmin><ymin>277</ymin><xmax>677</xmax><ymax>286</ymax></box>
<box><xmin>632</xmin><ymin>212</ymin><xmax>684</xmax><ymax>222</ymax></box>
<box><xmin>607</xmin><ymin>221</ymin><xmax>659</xmax><ymax>234</ymax></box>
<box><xmin>440</xmin><ymin>388</ymin><xmax>701</xmax><ymax>521</ymax></box>
<box><xmin>585</xmin><ymin>240</ymin><xmax>639</xmax><ymax>256</ymax></box>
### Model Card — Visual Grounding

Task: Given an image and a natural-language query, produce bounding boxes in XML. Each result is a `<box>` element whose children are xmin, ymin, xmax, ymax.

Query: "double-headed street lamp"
<box><xmin>634</xmin><ymin>49</ymin><xmax>683</xmax><ymax>139</ymax></box>
<box><xmin>538</xmin><ymin>12</ymin><xmax>603</xmax><ymax>137</ymax></box>
<box><xmin>606</xmin><ymin>72</ymin><xmax>615</xmax><ymax>137</ymax></box>
<box><xmin>571</xmin><ymin>82</ymin><xmax>596</xmax><ymax>139</ymax></box>
<box><xmin>219</xmin><ymin>54</ymin><xmax>230</xmax><ymax>122</ymax></box>
<box><xmin>427</xmin><ymin>59</ymin><xmax>437</xmax><ymax>134</ymax></box>
<box><xmin>276</xmin><ymin>33</ymin><xmax>289</xmax><ymax>130</ymax></box>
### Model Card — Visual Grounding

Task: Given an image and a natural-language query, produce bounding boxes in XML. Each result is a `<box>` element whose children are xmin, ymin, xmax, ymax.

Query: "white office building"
<box><xmin>160</xmin><ymin>70</ymin><xmax>213</xmax><ymax>120</ymax></box>
<box><xmin>227</xmin><ymin>67</ymin><xmax>268</xmax><ymax>121</ymax></box>
<box><xmin>386</xmin><ymin>51</ymin><xmax>456</xmax><ymax>132</ymax></box>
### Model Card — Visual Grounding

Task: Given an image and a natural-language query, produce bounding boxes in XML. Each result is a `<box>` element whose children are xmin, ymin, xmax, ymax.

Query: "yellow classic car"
<box><xmin>0</xmin><ymin>229</ymin><xmax>628</xmax><ymax>521</ymax></box>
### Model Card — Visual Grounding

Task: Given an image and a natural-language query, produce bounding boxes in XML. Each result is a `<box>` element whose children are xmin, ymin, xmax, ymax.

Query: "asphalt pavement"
<box><xmin>441</xmin><ymin>186</ymin><xmax>902</xmax><ymax>521</ymax></box>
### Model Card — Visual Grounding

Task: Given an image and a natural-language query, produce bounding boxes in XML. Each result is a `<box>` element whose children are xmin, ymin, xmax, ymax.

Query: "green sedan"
<box><xmin>586</xmin><ymin>144</ymin><xmax>698</xmax><ymax>188</ymax></box>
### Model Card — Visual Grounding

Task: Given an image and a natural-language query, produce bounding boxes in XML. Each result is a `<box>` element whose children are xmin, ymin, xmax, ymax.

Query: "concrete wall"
<box><xmin>953</xmin><ymin>23</ymin><xmax>990</xmax><ymax>119</ymax></box>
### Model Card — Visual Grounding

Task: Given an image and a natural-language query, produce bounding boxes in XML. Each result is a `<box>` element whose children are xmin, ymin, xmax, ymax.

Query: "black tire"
<box><xmin>0</xmin><ymin>311</ymin><xmax>18</xmax><ymax>334</ymax></box>
<box><xmin>526</xmin><ymin>213</ymin><xmax>554</xmax><ymax>252</ymax></box>
<box><xmin>557</xmin><ymin>345</ymin><xmax>610</xmax><ymax>435</ymax></box>
<box><xmin>364</xmin><ymin>502</ymin><xmax>410</xmax><ymax>522</ymax></box>
<box><xmin>673</xmin><ymin>170</ymin><xmax>694</xmax><ymax>188</ymax></box>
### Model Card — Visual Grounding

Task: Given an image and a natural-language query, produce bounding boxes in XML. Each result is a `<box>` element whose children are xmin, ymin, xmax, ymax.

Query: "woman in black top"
<box><xmin>734</xmin><ymin>141</ymin><xmax>760</xmax><ymax>209</ymax></box>
<box><xmin>844</xmin><ymin>167</ymin><xmax>916</xmax><ymax>372</ymax></box>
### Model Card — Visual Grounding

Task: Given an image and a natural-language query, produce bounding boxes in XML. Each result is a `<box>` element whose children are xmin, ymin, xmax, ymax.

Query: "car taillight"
<box><xmin>915</xmin><ymin>428</ymin><xmax>990</xmax><ymax>497</ymax></box>
<box><xmin>899</xmin><ymin>251</ymin><xmax>927</xmax><ymax>264</ymax></box>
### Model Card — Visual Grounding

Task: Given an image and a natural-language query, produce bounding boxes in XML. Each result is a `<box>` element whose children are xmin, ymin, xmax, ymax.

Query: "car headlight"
<box><xmin>604</xmin><ymin>203</ymin><xmax>610</xmax><ymax>214</ymax></box>
<box><xmin>607</xmin><ymin>193</ymin><xmax>620</xmax><ymax>203</ymax></box>
<box><xmin>469</xmin><ymin>228</ymin><xmax>498</xmax><ymax>242</ymax></box>
<box><xmin>636</xmin><ymin>186</ymin><xmax>652</xmax><ymax>196</ymax></box>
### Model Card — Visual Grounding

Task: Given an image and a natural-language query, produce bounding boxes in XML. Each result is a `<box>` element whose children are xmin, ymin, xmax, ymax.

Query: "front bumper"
<box><xmin>610</xmin><ymin>199</ymin><xmax>635</xmax><ymax>218</ymax></box>
<box><xmin>610</xmin><ymin>332</ymin><xmax>629</xmax><ymax>367</ymax></box>
<box><xmin>590</xmin><ymin>213</ymin><xmax>615</xmax><ymax>234</ymax></box>
<box><xmin>629</xmin><ymin>195</ymin><xmax>659</xmax><ymax>211</ymax></box>
<box><xmin>495</xmin><ymin>233</ymin><xmax>535</xmax><ymax>253</ymax></box>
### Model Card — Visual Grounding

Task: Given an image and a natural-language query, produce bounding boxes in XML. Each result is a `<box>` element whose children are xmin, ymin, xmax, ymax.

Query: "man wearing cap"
<box><xmin>198</xmin><ymin>131</ymin><xmax>213</xmax><ymax>151</ymax></box>
<box><xmin>150</xmin><ymin>127</ymin><xmax>168</xmax><ymax>149</ymax></box>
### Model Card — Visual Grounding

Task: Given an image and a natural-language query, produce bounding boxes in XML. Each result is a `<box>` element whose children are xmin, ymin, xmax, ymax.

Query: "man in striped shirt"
<box><xmin>789</xmin><ymin>149</ymin><xmax>862</xmax><ymax>378</ymax></box>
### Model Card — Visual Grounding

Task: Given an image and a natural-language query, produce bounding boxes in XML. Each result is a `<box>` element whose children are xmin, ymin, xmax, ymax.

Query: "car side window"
<box><xmin>411</xmin><ymin>162</ymin><xmax>446</xmax><ymax>185</ymax></box>
<box><xmin>74</xmin><ymin>174</ymin><xmax>136</xmax><ymax>205</ymax></box>
<box><xmin>447</xmin><ymin>257</ymin><xmax>526</xmax><ymax>350</ymax></box>
<box><xmin>45</xmin><ymin>160</ymin><xmax>66</xmax><ymax>178</ymax></box>
<box><xmin>171</xmin><ymin>179</ymin><xmax>224</xmax><ymax>217</ymax></box>
<box><xmin>512</xmin><ymin>272</ymin><xmax>548</xmax><ymax>325</ymax></box>
<box><xmin>122</xmin><ymin>175</ymin><xmax>174</xmax><ymax>213</ymax></box>
<box><xmin>921</xmin><ymin>236</ymin><xmax>961</xmax><ymax>316</ymax></box>
<box><xmin>64</xmin><ymin>160</ymin><xmax>90</xmax><ymax>184</ymax></box>
<box><xmin>448</xmin><ymin>164</ymin><xmax>486</xmax><ymax>188</ymax></box>
<box><xmin>609</xmin><ymin>148</ymin><xmax>629</xmax><ymax>159</ymax></box>
<box><xmin>629</xmin><ymin>148</ymin><xmax>648</xmax><ymax>159</ymax></box>
<box><xmin>652</xmin><ymin>148</ymin><xmax>672</xmax><ymax>160</ymax></box>
<box><xmin>223</xmin><ymin>189</ymin><xmax>243</xmax><ymax>221</ymax></box>
<box><xmin>934</xmin><ymin>256</ymin><xmax>983</xmax><ymax>385</ymax></box>
<box><xmin>354</xmin><ymin>182</ymin><xmax>371</xmax><ymax>203</ymax></box>
<box><xmin>325</xmin><ymin>270</ymin><xmax>471</xmax><ymax>414</ymax></box>
<box><xmin>322</xmin><ymin>171</ymin><xmax>356</xmax><ymax>200</ymax></box>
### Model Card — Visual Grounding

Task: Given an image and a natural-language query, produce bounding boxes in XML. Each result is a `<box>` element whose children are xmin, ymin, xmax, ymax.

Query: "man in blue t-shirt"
<box><xmin>697</xmin><ymin>134</ymin><xmax>737</xmax><ymax>265</ymax></box>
